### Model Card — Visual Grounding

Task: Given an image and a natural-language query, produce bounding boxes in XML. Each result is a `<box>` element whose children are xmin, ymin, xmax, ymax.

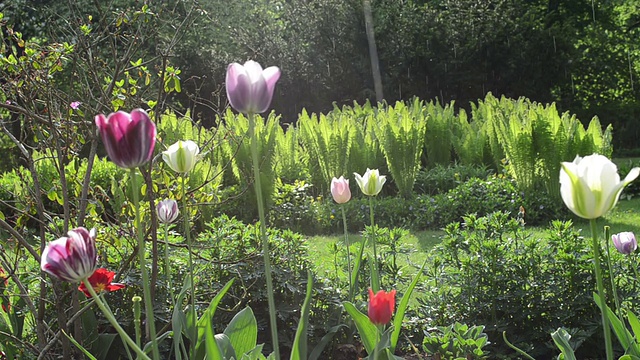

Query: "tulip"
<box><xmin>162</xmin><ymin>140</ymin><xmax>200</xmax><ymax>173</ymax></box>
<box><xmin>559</xmin><ymin>154</ymin><xmax>640</xmax><ymax>219</ymax></box>
<box><xmin>226</xmin><ymin>60</ymin><xmax>281</xmax><ymax>114</ymax></box>
<box><xmin>331</xmin><ymin>176</ymin><xmax>351</xmax><ymax>204</ymax></box>
<box><xmin>157</xmin><ymin>199</ymin><xmax>179</xmax><ymax>224</ymax></box>
<box><xmin>612</xmin><ymin>232</ymin><xmax>637</xmax><ymax>255</ymax></box>
<box><xmin>78</xmin><ymin>268</ymin><xmax>125</xmax><ymax>297</ymax></box>
<box><xmin>95</xmin><ymin>109</ymin><xmax>156</xmax><ymax>169</ymax></box>
<box><xmin>41</xmin><ymin>227</ymin><xmax>98</xmax><ymax>283</ymax></box>
<box><xmin>354</xmin><ymin>168</ymin><xmax>386</xmax><ymax>196</ymax></box>
<box><xmin>368</xmin><ymin>288</ymin><xmax>396</xmax><ymax>325</ymax></box>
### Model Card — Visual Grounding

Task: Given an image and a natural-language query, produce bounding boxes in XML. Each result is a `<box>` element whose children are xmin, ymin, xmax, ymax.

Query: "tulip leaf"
<box><xmin>343</xmin><ymin>301</ymin><xmax>377</xmax><ymax>355</ymax></box>
<box><xmin>223</xmin><ymin>306</ymin><xmax>257</xmax><ymax>357</ymax></box>
<box><xmin>390</xmin><ymin>258</ymin><xmax>427</xmax><ymax>353</ymax></box>
<box><xmin>290</xmin><ymin>271</ymin><xmax>313</xmax><ymax>360</ymax></box>
<box><xmin>593</xmin><ymin>293</ymin><xmax>640</xmax><ymax>356</ymax></box>
<box><xmin>195</xmin><ymin>279</ymin><xmax>234</xmax><ymax>358</ymax></box>
<box><xmin>551</xmin><ymin>328</ymin><xmax>576</xmax><ymax>360</ymax></box>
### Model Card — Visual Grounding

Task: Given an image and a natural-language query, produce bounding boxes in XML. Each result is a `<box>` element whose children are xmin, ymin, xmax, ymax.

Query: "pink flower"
<box><xmin>331</xmin><ymin>176</ymin><xmax>351</xmax><ymax>204</ymax></box>
<box><xmin>226</xmin><ymin>60</ymin><xmax>280</xmax><ymax>114</ymax></box>
<box><xmin>95</xmin><ymin>109</ymin><xmax>156</xmax><ymax>169</ymax></box>
<box><xmin>70</xmin><ymin>101</ymin><xmax>81</xmax><ymax>110</ymax></box>
<box><xmin>612</xmin><ymin>232</ymin><xmax>637</xmax><ymax>255</ymax></box>
<box><xmin>78</xmin><ymin>268</ymin><xmax>125</xmax><ymax>297</ymax></box>
<box><xmin>41</xmin><ymin>227</ymin><xmax>98</xmax><ymax>283</ymax></box>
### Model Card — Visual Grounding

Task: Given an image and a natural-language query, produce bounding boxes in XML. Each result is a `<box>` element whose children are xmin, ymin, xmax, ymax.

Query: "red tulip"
<box><xmin>368</xmin><ymin>288</ymin><xmax>396</xmax><ymax>325</ymax></box>
<box><xmin>95</xmin><ymin>109</ymin><xmax>157</xmax><ymax>169</ymax></box>
<box><xmin>78</xmin><ymin>268</ymin><xmax>126</xmax><ymax>297</ymax></box>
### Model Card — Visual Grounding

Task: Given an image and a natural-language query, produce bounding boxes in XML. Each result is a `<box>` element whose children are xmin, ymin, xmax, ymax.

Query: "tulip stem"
<box><xmin>130</xmin><ymin>169</ymin><xmax>160</xmax><ymax>360</ymax></box>
<box><xmin>369</xmin><ymin>197</ymin><xmax>380</xmax><ymax>293</ymax></box>
<box><xmin>590</xmin><ymin>219</ymin><xmax>613</xmax><ymax>360</ymax></box>
<box><xmin>163</xmin><ymin>222</ymin><xmax>174</xmax><ymax>306</ymax></box>
<box><xmin>83</xmin><ymin>279</ymin><xmax>151</xmax><ymax>360</ymax></box>
<box><xmin>181</xmin><ymin>175</ymin><xmax>197</xmax><ymax>357</ymax></box>
<box><xmin>341</xmin><ymin>205</ymin><xmax>353</xmax><ymax>301</ymax></box>
<box><xmin>248</xmin><ymin>113</ymin><xmax>280</xmax><ymax>359</ymax></box>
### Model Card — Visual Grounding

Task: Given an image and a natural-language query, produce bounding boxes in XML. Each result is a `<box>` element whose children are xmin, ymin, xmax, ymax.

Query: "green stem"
<box><xmin>590</xmin><ymin>219</ymin><xmax>613</xmax><ymax>360</ymax></box>
<box><xmin>181</xmin><ymin>175</ymin><xmax>197</xmax><ymax>358</ymax></box>
<box><xmin>248</xmin><ymin>113</ymin><xmax>280</xmax><ymax>360</ymax></box>
<box><xmin>163</xmin><ymin>223</ymin><xmax>174</xmax><ymax>306</ymax></box>
<box><xmin>369</xmin><ymin>197</ymin><xmax>379</xmax><ymax>292</ymax></box>
<box><xmin>130</xmin><ymin>169</ymin><xmax>160</xmax><ymax>360</ymax></box>
<box><xmin>341</xmin><ymin>205</ymin><xmax>353</xmax><ymax>301</ymax></box>
<box><xmin>82</xmin><ymin>279</ymin><xmax>151</xmax><ymax>360</ymax></box>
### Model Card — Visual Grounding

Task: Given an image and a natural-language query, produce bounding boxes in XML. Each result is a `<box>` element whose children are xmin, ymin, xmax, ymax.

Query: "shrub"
<box><xmin>419</xmin><ymin>212</ymin><xmax>608</xmax><ymax>359</ymax></box>
<box><xmin>413</xmin><ymin>163</ymin><xmax>492</xmax><ymax>196</ymax></box>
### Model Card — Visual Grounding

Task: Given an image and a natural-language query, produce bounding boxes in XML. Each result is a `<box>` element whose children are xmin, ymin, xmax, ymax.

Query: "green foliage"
<box><xmin>413</xmin><ymin>163</ymin><xmax>491</xmax><ymax>196</ymax></box>
<box><xmin>375</xmin><ymin>99</ymin><xmax>427</xmax><ymax>198</ymax></box>
<box><xmin>422</xmin><ymin>323</ymin><xmax>490</xmax><ymax>360</ymax></box>
<box><xmin>423</xmin><ymin>100</ymin><xmax>456</xmax><ymax>166</ymax></box>
<box><xmin>298</xmin><ymin>108</ymin><xmax>356</xmax><ymax>192</ymax></box>
<box><xmin>421</xmin><ymin>213</ymin><xmax>603</xmax><ymax>358</ymax></box>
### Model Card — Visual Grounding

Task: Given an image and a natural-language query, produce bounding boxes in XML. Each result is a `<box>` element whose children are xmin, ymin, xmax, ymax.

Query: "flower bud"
<box><xmin>162</xmin><ymin>140</ymin><xmax>200</xmax><ymax>173</ymax></box>
<box><xmin>331</xmin><ymin>176</ymin><xmax>351</xmax><ymax>204</ymax></box>
<box><xmin>368</xmin><ymin>288</ymin><xmax>396</xmax><ymax>325</ymax></box>
<box><xmin>354</xmin><ymin>169</ymin><xmax>386</xmax><ymax>196</ymax></box>
<box><xmin>157</xmin><ymin>199</ymin><xmax>180</xmax><ymax>224</ymax></box>
<box><xmin>612</xmin><ymin>232</ymin><xmax>637</xmax><ymax>255</ymax></box>
<box><xmin>41</xmin><ymin>227</ymin><xmax>98</xmax><ymax>283</ymax></box>
<box><xmin>95</xmin><ymin>109</ymin><xmax>156</xmax><ymax>169</ymax></box>
<box><xmin>226</xmin><ymin>60</ymin><xmax>281</xmax><ymax>114</ymax></box>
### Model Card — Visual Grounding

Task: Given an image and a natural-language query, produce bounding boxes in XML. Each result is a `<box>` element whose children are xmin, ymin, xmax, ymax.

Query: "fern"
<box><xmin>375</xmin><ymin>99</ymin><xmax>427</xmax><ymax>197</ymax></box>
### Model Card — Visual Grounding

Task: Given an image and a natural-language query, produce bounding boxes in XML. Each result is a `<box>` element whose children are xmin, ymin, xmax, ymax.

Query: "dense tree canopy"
<box><xmin>2</xmin><ymin>0</ymin><xmax>640</xmax><ymax>147</ymax></box>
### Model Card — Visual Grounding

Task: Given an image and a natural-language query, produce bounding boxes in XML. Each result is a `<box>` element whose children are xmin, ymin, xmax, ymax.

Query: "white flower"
<box><xmin>559</xmin><ymin>154</ymin><xmax>639</xmax><ymax>219</ymax></box>
<box><xmin>162</xmin><ymin>140</ymin><xmax>200</xmax><ymax>173</ymax></box>
<box><xmin>354</xmin><ymin>169</ymin><xmax>386</xmax><ymax>196</ymax></box>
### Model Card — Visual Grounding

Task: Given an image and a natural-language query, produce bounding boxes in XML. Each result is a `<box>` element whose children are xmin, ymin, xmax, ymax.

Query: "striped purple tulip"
<box><xmin>95</xmin><ymin>109</ymin><xmax>156</xmax><ymax>169</ymax></box>
<box><xmin>226</xmin><ymin>60</ymin><xmax>281</xmax><ymax>114</ymax></box>
<box><xmin>41</xmin><ymin>227</ymin><xmax>98</xmax><ymax>283</ymax></box>
<box><xmin>157</xmin><ymin>199</ymin><xmax>180</xmax><ymax>224</ymax></box>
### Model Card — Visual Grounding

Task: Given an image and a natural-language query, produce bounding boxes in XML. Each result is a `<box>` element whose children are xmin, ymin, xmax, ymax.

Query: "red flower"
<box><xmin>78</xmin><ymin>268</ymin><xmax>126</xmax><ymax>297</ymax></box>
<box><xmin>368</xmin><ymin>288</ymin><xmax>396</xmax><ymax>325</ymax></box>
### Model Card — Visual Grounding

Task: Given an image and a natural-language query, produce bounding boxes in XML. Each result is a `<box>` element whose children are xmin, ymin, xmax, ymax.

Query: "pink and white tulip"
<box><xmin>41</xmin><ymin>227</ymin><xmax>98</xmax><ymax>283</ymax></box>
<box><xmin>331</xmin><ymin>176</ymin><xmax>351</xmax><ymax>204</ymax></box>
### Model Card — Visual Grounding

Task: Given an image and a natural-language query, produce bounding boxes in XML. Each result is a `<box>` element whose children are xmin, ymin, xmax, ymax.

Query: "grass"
<box><xmin>306</xmin><ymin>229</ymin><xmax>444</xmax><ymax>282</ymax></box>
<box><xmin>306</xmin><ymin>197</ymin><xmax>640</xmax><ymax>284</ymax></box>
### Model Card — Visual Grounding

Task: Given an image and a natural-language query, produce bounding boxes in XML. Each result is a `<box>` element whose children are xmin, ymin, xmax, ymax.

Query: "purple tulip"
<box><xmin>612</xmin><ymin>232</ymin><xmax>637</xmax><ymax>255</ymax></box>
<box><xmin>41</xmin><ymin>227</ymin><xmax>98</xmax><ymax>283</ymax></box>
<box><xmin>157</xmin><ymin>199</ymin><xmax>179</xmax><ymax>224</ymax></box>
<box><xmin>95</xmin><ymin>109</ymin><xmax>156</xmax><ymax>169</ymax></box>
<box><xmin>226</xmin><ymin>60</ymin><xmax>281</xmax><ymax>114</ymax></box>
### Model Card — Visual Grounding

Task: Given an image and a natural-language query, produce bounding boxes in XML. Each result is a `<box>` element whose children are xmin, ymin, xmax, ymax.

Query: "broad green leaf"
<box><xmin>223</xmin><ymin>307</ymin><xmax>257</xmax><ymax>357</ymax></box>
<box><xmin>290</xmin><ymin>272</ymin><xmax>313</xmax><ymax>360</ymax></box>
<box><xmin>627</xmin><ymin>309</ymin><xmax>640</xmax><ymax>342</ymax></box>
<box><xmin>195</xmin><ymin>279</ymin><xmax>234</xmax><ymax>358</ymax></box>
<box><xmin>594</xmin><ymin>293</ymin><xmax>640</xmax><ymax>356</ymax></box>
<box><xmin>343</xmin><ymin>302</ymin><xmax>378</xmax><ymax>355</ymax></box>
<box><xmin>390</xmin><ymin>258</ymin><xmax>427</xmax><ymax>352</ymax></box>
<box><xmin>205</xmin><ymin>319</ymin><xmax>223</xmax><ymax>360</ymax></box>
